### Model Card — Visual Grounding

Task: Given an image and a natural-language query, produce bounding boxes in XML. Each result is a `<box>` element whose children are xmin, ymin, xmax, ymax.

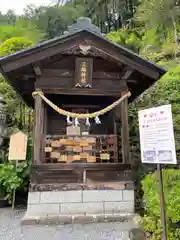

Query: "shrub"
<box><xmin>141</xmin><ymin>169</ymin><xmax>180</xmax><ymax>239</ymax></box>
<box><xmin>0</xmin><ymin>37</ymin><xmax>33</xmax><ymax>57</ymax></box>
<box><xmin>0</xmin><ymin>137</ymin><xmax>32</xmax><ymax>203</ymax></box>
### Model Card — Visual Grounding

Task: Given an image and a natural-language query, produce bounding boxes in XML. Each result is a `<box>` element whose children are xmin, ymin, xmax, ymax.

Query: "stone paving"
<box><xmin>0</xmin><ymin>208</ymin><xmax>135</xmax><ymax>240</ymax></box>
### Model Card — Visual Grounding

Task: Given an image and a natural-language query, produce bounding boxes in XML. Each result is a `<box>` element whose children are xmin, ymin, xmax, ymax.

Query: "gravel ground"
<box><xmin>0</xmin><ymin>208</ymin><xmax>135</xmax><ymax>240</ymax></box>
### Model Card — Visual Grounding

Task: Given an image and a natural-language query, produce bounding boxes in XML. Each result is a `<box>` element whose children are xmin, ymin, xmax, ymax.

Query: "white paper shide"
<box><xmin>138</xmin><ymin>104</ymin><xmax>176</xmax><ymax>164</ymax></box>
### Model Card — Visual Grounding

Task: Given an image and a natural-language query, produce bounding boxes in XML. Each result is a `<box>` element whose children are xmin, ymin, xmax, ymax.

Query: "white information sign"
<box><xmin>138</xmin><ymin>104</ymin><xmax>176</xmax><ymax>164</ymax></box>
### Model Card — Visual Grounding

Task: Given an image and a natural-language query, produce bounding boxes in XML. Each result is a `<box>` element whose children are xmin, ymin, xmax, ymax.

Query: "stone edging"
<box><xmin>21</xmin><ymin>213</ymin><xmax>135</xmax><ymax>226</ymax></box>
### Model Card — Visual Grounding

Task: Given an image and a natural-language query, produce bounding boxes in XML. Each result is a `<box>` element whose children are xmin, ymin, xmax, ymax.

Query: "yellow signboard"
<box><xmin>8</xmin><ymin>131</ymin><xmax>28</xmax><ymax>161</ymax></box>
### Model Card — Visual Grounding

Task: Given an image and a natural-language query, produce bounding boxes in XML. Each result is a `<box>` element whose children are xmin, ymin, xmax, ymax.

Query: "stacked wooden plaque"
<box><xmin>45</xmin><ymin>135</ymin><xmax>118</xmax><ymax>163</ymax></box>
<box><xmin>45</xmin><ymin>137</ymin><xmax>96</xmax><ymax>163</ymax></box>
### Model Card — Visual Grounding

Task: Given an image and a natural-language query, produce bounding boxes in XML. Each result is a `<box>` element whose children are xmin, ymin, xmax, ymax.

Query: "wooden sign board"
<box><xmin>66</xmin><ymin>126</ymin><xmax>80</xmax><ymax>136</ymax></box>
<box><xmin>8</xmin><ymin>131</ymin><xmax>28</xmax><ymax>161</ymax></box>
<box><xmin>75</xmin><ymin>57</ymin><xmax>93</xmax><ymax>87</ymax></box>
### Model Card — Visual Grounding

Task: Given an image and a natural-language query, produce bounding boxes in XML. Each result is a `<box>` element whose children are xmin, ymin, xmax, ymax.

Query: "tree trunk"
<box><xmin>128</xmin><ymin>0</ymin><xmax>134</xmax><ymax>16</ymax></box>
<box><xmin>104</xmin><ymin>0</ymin><xmax>111</xmax><ymax>32</ymax></box>
<box><xmin>172</xmin><ymin>16</ymin><xmax>178</xmax><ymax>45</ymax></box>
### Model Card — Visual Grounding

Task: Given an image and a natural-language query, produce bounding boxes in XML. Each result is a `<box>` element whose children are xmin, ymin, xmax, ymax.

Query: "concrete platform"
<box><xmin>22</xmin><ymin>189</ymin><xmax>135</xmax><ymax>225</ymax></box>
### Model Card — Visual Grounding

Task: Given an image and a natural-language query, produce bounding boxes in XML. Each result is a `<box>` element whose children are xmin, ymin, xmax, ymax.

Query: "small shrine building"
<box><xmin>0</xmin><ymin>18</ymin><xmax>166</xmax><ymax>224</ymax></box>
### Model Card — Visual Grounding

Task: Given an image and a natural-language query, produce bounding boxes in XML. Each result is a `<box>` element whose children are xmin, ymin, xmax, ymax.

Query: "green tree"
<box><xmin>107</xmin><ymin>27</ymin><xmax>142</xmax><ymax>52</ymax></box>
<box><xmin>82</xmin><ymin>0</ymin><xmax>139</xmax><ymax>32</ymax></box>
<box><xmin>23</xmin><ymin>3</ymin><xmax>85</xmax><ymax>39</ymax></box>
<box><xmin>135</xmin><ymin>0</ymin><xmax>180</xmax><ymax>45</ymax></box>
<box><xmin>0</xmin><ymin>37</ymin><xmax>34</xmax><ymax>134</ymax></box>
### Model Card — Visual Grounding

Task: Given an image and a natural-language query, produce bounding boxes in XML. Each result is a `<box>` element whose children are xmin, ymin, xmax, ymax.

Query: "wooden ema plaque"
<box><xmin>8</xmin><ymin>131</ymin><xmax>28</xmax><ymax>161</ymax></box>
<box><xmin>66</xmin><ymin>126</ymin><xmax>80</xmax><ymax>136</ymax></box>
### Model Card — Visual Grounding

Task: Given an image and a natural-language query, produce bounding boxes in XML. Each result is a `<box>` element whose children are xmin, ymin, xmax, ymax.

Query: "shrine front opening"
<box><xmin>0</xmin><ymin>17</ymin><xmax>166</xmax><ymax>224</ymax></box>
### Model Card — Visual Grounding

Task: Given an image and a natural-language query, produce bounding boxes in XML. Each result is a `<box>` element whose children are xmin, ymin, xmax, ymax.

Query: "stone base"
<box><xmin>21</xmin><ymin>213</ymin><xmax>135</xmax><ymax>225</ymax></box>
<box><xmin>22</xmin><ymin>189</ymin><xmax>135</xmax><ymax>225</ymax></box>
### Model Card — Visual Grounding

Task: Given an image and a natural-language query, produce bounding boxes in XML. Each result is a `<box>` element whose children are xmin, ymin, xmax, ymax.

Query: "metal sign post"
<box><xmin>157</xmin><ymin>164</ymin><xmax>167</xmax><ymax>240</ymax></box>
<box><xmin>138</xmin><ymin>105</ymin><xmax>177</xmax><ymax>240</ymax></box>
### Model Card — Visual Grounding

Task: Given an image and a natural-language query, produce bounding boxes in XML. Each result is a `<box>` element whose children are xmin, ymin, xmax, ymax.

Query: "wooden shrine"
<box><xmin>0</xmin><ymin>18</ymin><xmax>166</xmax><ymax>223</ymax></box>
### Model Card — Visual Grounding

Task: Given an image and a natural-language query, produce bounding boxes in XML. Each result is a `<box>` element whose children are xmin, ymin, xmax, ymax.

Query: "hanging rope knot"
<box><xmin>32</xmin><ymin>91</ymin><xmax>44</xmax><ymax>98</ymax></box>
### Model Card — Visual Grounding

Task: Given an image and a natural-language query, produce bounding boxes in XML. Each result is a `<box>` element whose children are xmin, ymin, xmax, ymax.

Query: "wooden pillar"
<box><xmin>113</xmin><ymin>111</ymin><xmax>118</xmax><ymax>163</ymax></box>
<box><xmin>121</xmin><ymin>92</ymin><xmax>130</xmax><ymax>164</ymax></box>
<box><xmin>33</xmin><ymin>88</ymin><xmax>44</xmax><ymax>164</ymax></box>
<box><xmin>41</xmin><ymin>105</ymin><xmax>47</xmax><ymax>162</ymax></box>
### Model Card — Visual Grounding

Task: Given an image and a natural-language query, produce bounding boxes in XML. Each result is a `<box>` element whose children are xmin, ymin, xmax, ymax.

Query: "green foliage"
<box><xmin>0</xmin><ymin>37</ymin><xmax>34</xmax><ymax>133</ymax></box>
<box><xmin>0</xmin><ymin>37</ymin><xmax>33</xmax><ymax>57</ymax></box>
<box><xmin>83</xmin><ymin>0</ymin><xmax>139</xmax><ymax>31</ymax></box>
<box><xmin>135</xmin><ymin>0</ymin><xmax>180</xmax><ymax>29</ymax></box>
<box><xmin>0</xmin><ymin>74</ymin><xmax>20</xmax><ymax>135</ymax></box>
<box><xmin>141</xmin><ymin>169</ymin><xmax>180</xmax><ymax>239</ymax></box>
<box><xmin>0</xmin><ymin>0</ymin><xmax>140</xmax><ymax>39</ymax></box>
<box><xmin>0</xmin><ymin>137</ymin><xmax>32</xmax><ymax>203</ymax></box>
<box><xmin>35</xmin><ymin>4</ymin><xmax>86</xmax><ymax>39</ymax></box>
<box><xmin>107</xmin><ymin>28</ymin><xmax>142</xmax><ymax>52</ymax></box>
<box><xmin>0</xmin><ymin>20</ymin><xmax>44</xmax><ymax>43</ymax></box>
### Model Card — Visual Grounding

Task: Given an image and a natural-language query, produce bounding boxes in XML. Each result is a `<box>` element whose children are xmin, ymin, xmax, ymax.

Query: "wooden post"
<box><xmin>113</xmin><ymin>111</ymin><xmax>118</xmax><ymax>163</ymax></box>
<box><xmin>120</xmin><ymin>92</ymin><xmax>130</xmax><ymax>164</ymax></box>
<box><xmin>41</xmin><ymin>105</ymin><xmax>47</xmax><ymax>163</ymax></box>
<box><xmin>33</xmin><ymin>88</ymin><xmax>44</xmax><ymax>164</ymax></box>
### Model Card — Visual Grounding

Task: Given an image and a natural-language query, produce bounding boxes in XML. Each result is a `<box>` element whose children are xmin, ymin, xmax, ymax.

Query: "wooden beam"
<box><xmin>33</xmin><ymin>87</ymin><xmax>44</xmax><ymax>164</ymax></box>
<box><xmin>22</xmin><ymin>74</ymin><xmax>36</xmax><ymax>80</ymax></box>
<box><xmin>42</xmin><ymin>69</ymin><xmax>133</xmax><ymax>80</ymax></box>
<box><xmin>62</xmin><ymin>104</ymin><xmax>101</xmax><ymax>108</ymax></box>
<box><xmin>41</xmin><ymin>88</ymin><xmax>121</xmax><ymax>97</ymax></box>
<box><xmin>120</xmin><ymin>91</ymin><xmax>130</xmax><ymax>164</ymax></box>
<box><xmin>32</xmin><ymin>163</ymin><xmax>131</xmax><ymax>171</ymax></box>
<box><xmin>127</xmin><ymin>80</ymin><xmax>137</xmax><ymax>83</ymax></box>
<box><xmin>37</xmin><ymin>69</ymin><xmax>139</xmax><ymax>83</ymax></box>
<box><xmin>43</xmin><ymin>69</ymin><xmax>73</xmax><ymax>77</ymax></box>
<box><xmin>121</xmin><ymin>68</ymin><xmax>134</xmax><ymax>80</ymax></box>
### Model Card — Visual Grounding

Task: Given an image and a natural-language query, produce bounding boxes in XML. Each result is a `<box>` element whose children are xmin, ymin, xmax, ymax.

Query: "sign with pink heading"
<box><xmin>138</xmin><ymin>105</ymin><xmax>176</xmax><ymax>164</ymax></box>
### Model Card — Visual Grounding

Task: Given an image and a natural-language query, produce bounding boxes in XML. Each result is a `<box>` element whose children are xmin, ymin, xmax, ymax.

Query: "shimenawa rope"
<box><xmin>32</xmin><ymin>91</ymin><xmax>131</xmax><ymax>120</ymax></box>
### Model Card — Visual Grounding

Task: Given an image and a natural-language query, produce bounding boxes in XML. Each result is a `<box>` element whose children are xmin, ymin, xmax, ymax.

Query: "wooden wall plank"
<box><xmin>36</xmin><ymin>76</ymin><xmax>73</xmax><ymax>88</ymax></box>
<box><xmin>30</xmin><ymin>163</ymin><xmax>132</xmax><ymax>188</ymax></box>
